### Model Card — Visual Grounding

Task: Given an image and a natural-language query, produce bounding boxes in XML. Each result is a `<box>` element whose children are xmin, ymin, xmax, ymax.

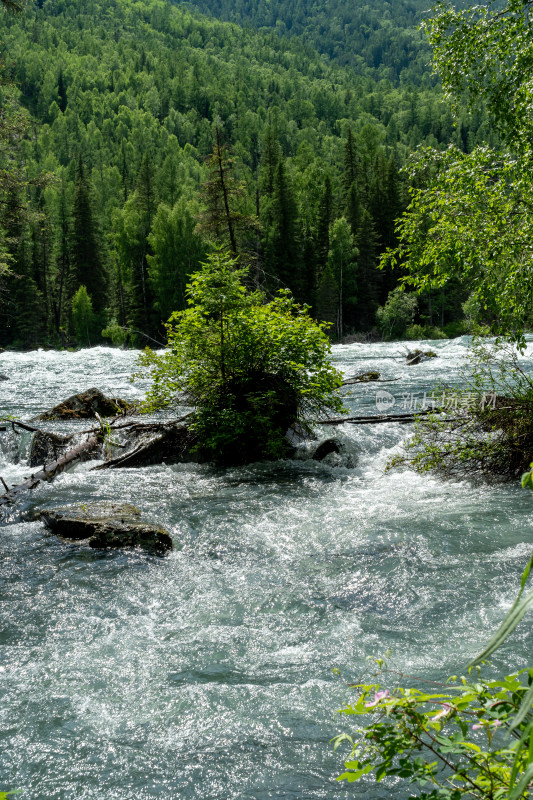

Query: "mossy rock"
<box><xmin>38</xmin><ymin>387</ymin><xmax>134</xmax><ymax>420</ymax></box>
<box><xmin>406</xmin><ymin>349</ymin><xmax>438</xmax><ymax>366</ymax></box>
<box><xmin>40</xmin><ymin>502</ymin><xmax>173</xmax><ymax>555</ymax></box>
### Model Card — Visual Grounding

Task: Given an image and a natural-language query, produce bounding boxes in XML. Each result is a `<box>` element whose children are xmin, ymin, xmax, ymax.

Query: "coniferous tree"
<box><xmin>343</xmin><ymin>128</ymin><xmax>360</xmax><ymax>198</ymax></box>
<box><xmin>259</xmin><ymin>124</ymin><xmax>281</xmax><ymax>199</ymax></box>
<box><xmin>267</xmin><ymin>159</ymin><xmax>304</xmax><ymax>299</ymax></box>
<box><xmin>200</xmin><ymin>129</ymin><xmax>244</xmax><ymax>256</ymax></box>
<box><xmin>1</xmin><ymin>189</ymin><xmax>46</xmax><ymax>347</ymax></box>
<box><xmin>353</xmin><ymin>207</ymin><xmax>379</xmax><ymax>329</ymax></box>
<box><xmin>71</xmin><ymin>156</ymin><xmax>107</xmax><ymax>317</ymax></box>
<box><xmin>49</xmin><ymin>181</ymin><xmax>72</xmax><ymax>338</ymax></box>
<box><xmin>345</xmin><ymin>181</ymin><xmax>361</xmax><ymax>237</ymax></box>
<box><xmin>315</xmin><ymin>175</ymin><xmax>333</xmax><ymax>279</ymax></box>
<box><xmin>57</xmin><ymin>67</ymin><xmax>67</xmax><ymax>113</ymax></box>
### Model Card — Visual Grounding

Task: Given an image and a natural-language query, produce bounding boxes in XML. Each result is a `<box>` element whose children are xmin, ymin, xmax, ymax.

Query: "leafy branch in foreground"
<box><xmin>334</xmin><ymin>551</ymin><xmax>533</xmax><ymax>799</ymax></box>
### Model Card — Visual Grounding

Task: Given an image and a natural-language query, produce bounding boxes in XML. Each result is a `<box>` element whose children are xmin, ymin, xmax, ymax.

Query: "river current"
<box><xmin>1</xmin><ymin>339</ymin><xmax>532</xmax><ymax>800</ymax></box>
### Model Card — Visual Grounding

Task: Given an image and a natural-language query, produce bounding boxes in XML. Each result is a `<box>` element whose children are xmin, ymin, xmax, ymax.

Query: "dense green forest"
<box><xmin>0</xmin><ymin>0</ymin><xmax>492</xmax><ymax>348</ymax></box>
<box><xmin>172</xmin><ymin>0</ymin><xmax>436</xmax><ymax>84</ymax></box>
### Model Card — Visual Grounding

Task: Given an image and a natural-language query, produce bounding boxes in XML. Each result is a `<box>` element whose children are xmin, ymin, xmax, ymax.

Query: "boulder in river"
<box><xmin>37</xmin><ymin>387</ymin><xmax>134</xmax><ymax>420</ymax></box>
<box><xmin>0</xmin><ymin>374</ymin><xmax>9</xmax><ymax>381</ymax></box>
<box><xmin>40</xmin><ymin>502</ymin><xmax>173</xmax><ymax>555</ymax></box>
<box><xmin>312</xmin><ymin>438</ymin><xmax>342</xmax><ymax>461</ymax></box>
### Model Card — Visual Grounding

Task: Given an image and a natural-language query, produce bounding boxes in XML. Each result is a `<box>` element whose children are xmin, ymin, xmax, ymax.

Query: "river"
<box><xmin>1</xmin><ymin>339</ymin><xmax>532</xmax><ymax>800</ymax></box>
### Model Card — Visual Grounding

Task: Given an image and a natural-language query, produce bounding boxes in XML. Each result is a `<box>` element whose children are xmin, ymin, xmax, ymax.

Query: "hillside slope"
<box><xmin>172</xmin><ymin>0</ymin><xmax>434</xmax><ymax>83</ymax></box>
<box><xmin>0</xmin><ymin>0</ymin><xmax>484</xmax><ymax>347</ymax></box>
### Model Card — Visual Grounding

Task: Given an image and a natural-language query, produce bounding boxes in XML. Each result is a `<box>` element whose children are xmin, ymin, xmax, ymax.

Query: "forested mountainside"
<box><xmin>0</xmin><ymin>0</ymin><xmax>490</xmax><ymax>348</ymax></box>
<box><xmin>172</xmin><ymin>0</ymin><xmax>434</xmax><ymax>83</ymax></box>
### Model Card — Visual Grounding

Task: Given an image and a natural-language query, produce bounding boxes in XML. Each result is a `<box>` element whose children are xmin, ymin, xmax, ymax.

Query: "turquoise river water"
<box><xmin>0</xmin><ymin>339</ymin><xmax>532</xmax><ymax>800</ymax></box>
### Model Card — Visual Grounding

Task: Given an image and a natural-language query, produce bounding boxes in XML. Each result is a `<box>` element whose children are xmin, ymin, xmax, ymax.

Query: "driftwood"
<box><xmin>342</xmin><ymin>378</ymin><xmax>399</xmax><ymax>385</ymax></box>
<box><xmin>340</xmin><ymin>371</ymin><xmax>400</xmax><ymax>386</ymax></box>
<box><xmin>322</xmin><ymin>410</ymin><xmax>437</xmax><ymax>426</ymax></box>
<box><xmin>0</xmin><ymin>418</ymin><xmax>42</xmax><ymax>433</ymax></box>
<box><xmin>0</xmin><ymin>434</ymin><xmax>100</xmax><ymax>507</ymax></box>
<box><xmin>94</xmin><ymin>423</ymin><xmax>200</xmax><ymax>470</ymax></box>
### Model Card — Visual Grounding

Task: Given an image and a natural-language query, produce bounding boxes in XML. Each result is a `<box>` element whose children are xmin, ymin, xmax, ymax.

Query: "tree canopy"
<box><xmin>382</xmin><ymin>0</ymin><xmax>533</xmax><ymax>345</ymax></box>
<box><xmin>0</xmin><ymin>0</ymin><xmax>490</xmax><ymax>347</ymax></box>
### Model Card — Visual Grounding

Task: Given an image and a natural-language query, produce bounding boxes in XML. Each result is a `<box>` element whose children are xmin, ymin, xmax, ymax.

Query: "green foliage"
<box><xmin>0</xmin><ymin>0</ymin><xmax>492</xmax><ymax>347</ymax></box>
<box><xmin>376</xmin><ymin>287</ymin><xmax>418</xmax><ymax>340</ymax></box>
<box><xmin>71</xmin><ymin>285</ymin><xmax>96</xmax><ymax>346</ymax></box>
<box><xmin>335</xmin><ymin>663</ymin><xmax>533</xmax><ymax>798</ymax></box>
<box><xmin>335</xmin><ymin>553</ymin><xmax>533</xmax><ymax>798</ymax></box>
<box><xmin>324</xmin><ymin>216</ymin><xmax>358</xmax><ymax>339</ymax></box>
<box><xmin>174</xmin><ymin>0</ymin><xmax>433</xmax><ymax>84</ymax></box>
<box><xmin>404</xmin><ymin>323</ymin><xmax>447</xmax><ymax>340</ymax></box>
<box><xmin>382</xmin><ymin>0</ymin><xmax>533</xmax><ymax>347</ymax></box>
<box><xmin>147</xmin><ymin>198</ymin><xmax>206</xmax><ymax>321</ymax></box>
<box><xmin>134</xmin><ymin>249</ymin><xmax>344</xmax><ymax>464</ymax></box>
<box><xmin>101</xmin><ymin>318</ymin><xmax>128</xmax><ymax>347</ymax></box>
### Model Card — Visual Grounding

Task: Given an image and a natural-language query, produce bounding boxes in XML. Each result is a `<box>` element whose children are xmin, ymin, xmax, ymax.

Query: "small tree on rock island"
<box><xmin>135</xmin><ymin>249</ymin><xmax>345</xmax><ymax>465</ymax></box>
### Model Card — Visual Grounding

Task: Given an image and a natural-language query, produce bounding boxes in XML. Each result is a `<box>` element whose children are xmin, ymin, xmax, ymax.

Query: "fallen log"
<box><xmin>0</xmin><ymin>418</ymin><xmax>42</xmax><ymax>434</ymax></box>
<box><xmin>340</xmin><ymin>371</ymin><xmax>400</xmax><ymax>386</ymax></box>
<box><xmin>94</xmin><ymin>423</ymin><xmax>201</xmax><ymax>470</ymax></box>
<box><xmin>0</xmin><ymin>434</ymin><xmax>100</xmax><ymax>507</ymax></box>
<box><xmin>322</xmin><ymin>410</ymin><xmax>438</xmax><ymax>425</ymax></box>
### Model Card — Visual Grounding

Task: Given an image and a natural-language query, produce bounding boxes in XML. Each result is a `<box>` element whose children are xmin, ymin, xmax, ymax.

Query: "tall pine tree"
<box><xmin>71</xmin><ymin>156</ymin><xmax>107</xmax><ymax>317</ymax></box>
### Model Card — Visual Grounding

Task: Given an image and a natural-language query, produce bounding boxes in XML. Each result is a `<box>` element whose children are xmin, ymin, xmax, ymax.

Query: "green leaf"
<box><xmin>508</xmin><ymin>763</ymin><xmax>533</xmax><ymax>800</ymax></box>
<box><xmin>508</xmin><ymin>681</ymin><xmax>533</xmax><ymax>732</ymax></box>
<box><xmin>470</xmin><ymin>584</ymin><xmax>533</xmax><ymax>666</ymax></box>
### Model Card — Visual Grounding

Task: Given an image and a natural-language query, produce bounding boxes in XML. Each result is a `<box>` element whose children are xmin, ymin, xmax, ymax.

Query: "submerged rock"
<box><xmin>312</xmin><ymin>438</ymin><xmax>342</xmax><ymax>461</ymax></box>
<box><xmin>309</xmin><ymin>436</ymin><xmax>356</xmax><ymax>468</ymax></box>
<box><xmin>40</xmin><ymin>502</ymin><xmax>173</xmax><ymax>555</ymax></box>
<box><xmin>0</xmin><ymin>374</ymin><xmax>9</xmax><ymax>381</ymax></box>
<box><xmin>38</xmin><ymin>388</ymin><xmax>134</xmax><ymax>420</ymax></box>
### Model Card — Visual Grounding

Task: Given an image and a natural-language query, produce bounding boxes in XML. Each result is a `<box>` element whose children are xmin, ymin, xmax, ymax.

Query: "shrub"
<box><xmin>405</xmin><ymin>323</ymin><xmax>448</xmax><ymax>340</ymax></box>
<box><xmin>101</xmin><ymin>318</ymin><xmax>128</xmax><ymax>347</ymax></box>
<box><xmin>134</xmin><ymin>249</ymin><xmax>345</xmax><ymax>464</ymax></box>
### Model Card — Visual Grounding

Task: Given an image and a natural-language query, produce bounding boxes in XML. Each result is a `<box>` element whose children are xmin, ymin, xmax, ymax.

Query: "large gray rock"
<box><xmin>40</xmin><ymin>502</ymin><xmax>173</xmax><ymax>555</ymax></box>
<box><xmin>0</xmin><ymin>374</ymin><xmax>9</xmax><ymax>381</ymax></box>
